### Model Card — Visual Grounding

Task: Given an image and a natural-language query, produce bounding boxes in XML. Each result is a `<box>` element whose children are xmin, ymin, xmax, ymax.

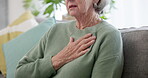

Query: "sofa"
<box><xmin>0</xmin><ymin>25</ymin><xmax>148</xmax><ymax>78</ymax></box>
<box><xmin>120</xmin><ymin>26</ymin><xmax>148</xmax><ymax>78</ymax></box>
<box><xmin>0</xmin><ymin>72</ymin><xmax>4</xmax><ymax>78</ymax></box>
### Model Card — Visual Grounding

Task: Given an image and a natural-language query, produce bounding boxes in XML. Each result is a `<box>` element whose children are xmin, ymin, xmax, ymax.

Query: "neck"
<box><xmin>75</xmin><ymin>11</ymin><xmax>101</xmax><ymax>30</ymax></box>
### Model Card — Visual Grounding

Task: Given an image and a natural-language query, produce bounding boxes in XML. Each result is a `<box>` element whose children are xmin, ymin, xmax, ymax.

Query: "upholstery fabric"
<box><xmin>120</xmin><ymin>26</ymin><xmax>148</xmax><ymax>78</ymax></box>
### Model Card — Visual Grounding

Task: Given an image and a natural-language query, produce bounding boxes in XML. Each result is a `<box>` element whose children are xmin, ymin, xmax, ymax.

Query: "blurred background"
<box><xmin>0</xmin><ymin>0</ymin><xmax>148</xmax><ymax>77</ymax></box>
<box><xmin>0</xmin><ymin>0</ymin><xmax>148</xmax><ymax>29</ymax></box>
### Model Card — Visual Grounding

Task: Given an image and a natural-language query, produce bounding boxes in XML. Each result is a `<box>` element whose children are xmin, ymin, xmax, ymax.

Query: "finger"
<box><xmin>77</xmin><ymin>36</ymin><xmax>96</xmax><ymax>47</ymax></box>
<box><xmin>69</xmin><ymin>37</ymin><xmax>74</xmax><ymax>43</ymax></box>
<box><xmin>78</xmin><ymin>40</ymin><xmax>95</xmax><ymax>51</ymax></box>
<box><xmin>78</xmin><ymin>48</ymin><xmax>90</xmax><ymax>57</ymax></box>
<box><xmin>75</xmin><ymin>33</ymin><xmax>92</xmax><ymax>44</ymax></box>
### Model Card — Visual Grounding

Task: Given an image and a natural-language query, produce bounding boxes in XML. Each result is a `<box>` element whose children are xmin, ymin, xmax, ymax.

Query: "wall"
<box><xmin>0</xmin><ymin>0</ymin><xmax>25</xmax><ymax>30</ymax></box>
<box><xmin>0</xmin><ymin>0</ymin><xmax>8</xmax><ymax>30</ymax></box>
<box><xmin>107</xmin><ymin>0</ymin><xmax>148</xmax><ymax>28</ymax></box>
<box><xmin>4</xmin><ymin>0</ymin><xmax>148</xmax><ymax>29</ymax></box>
<box><xmin>8</xmin><ymin>0</ymin><xmax>25</xmax><ymax>24</ymax></box>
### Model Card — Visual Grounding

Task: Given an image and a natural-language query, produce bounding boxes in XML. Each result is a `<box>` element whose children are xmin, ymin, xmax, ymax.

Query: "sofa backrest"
<box><xmin>120</xmin><ymin>26</ymin><xmax>148</xmax><ymax>78</ymax></box>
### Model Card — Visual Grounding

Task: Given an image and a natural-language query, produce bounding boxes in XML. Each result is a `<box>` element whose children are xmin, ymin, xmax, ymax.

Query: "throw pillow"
<box><xmin>2</xmin><ymin>17</ymin><xmax>55</xmax><ymax>78</ymax></box>
<box><xmin>0</xmin><ymin>10</ymin><xmax>38</xmax><ymax>76</ymax></box>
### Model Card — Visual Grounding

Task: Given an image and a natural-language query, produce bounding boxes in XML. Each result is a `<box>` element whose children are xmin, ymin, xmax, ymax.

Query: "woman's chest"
<box><xmin>52</xmin><ymin>51</ymin><xmax>96</xmax><ymax>78</ymax></box>
<box><xmin>44</xmin><ymin>31</ymin><xmax>100</xmax><ymax>78</ymax></box>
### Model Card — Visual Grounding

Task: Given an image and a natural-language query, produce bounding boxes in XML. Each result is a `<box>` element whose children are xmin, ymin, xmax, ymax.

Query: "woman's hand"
<box><xmin>52</xmin><ymin>33</ymin><xmax>96</xmax><ymax>70</ymax></box>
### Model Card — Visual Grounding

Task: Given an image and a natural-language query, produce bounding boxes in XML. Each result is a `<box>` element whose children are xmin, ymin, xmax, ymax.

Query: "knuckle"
<box><xmin>83</xmin><ymin>39</ymin><xmax>87</xmax><ymax>42</ymax></box>
<box><xmin>88</xmin><ymin>38</ymin><xmax>92</xmax><ymax>41</ymax></box>
<box><xmin>88</xmin><ymin>41</ymin><xmax>92</xmax><ymax>45</ymax></box>
<box><xmin>81</xmin><ymin>39</ymin><xmax>86</xmax><ymax>44</ymax></box>
<box><xmin>71</xmin><ymin>42</ymin><xmax>76</xmax><ymax>46</ymax></box>
<box><xmin>71</xmin><ymin>43</ymin><xmax>75</xmax><ymax>46</ymax></box>
<box><xmin>74</xmin><ymin>40</ymin><xmax>78</xmax><ymax>44</ymax></box>
<box><xmin>79</xmin><ymin>51</ymin><xmax>84</xmax><ymax>56</ymax></box>
<box><xmin>81</xmin><ymin>45</ymin><xmax>86</xmax><ymax>49</ymax></box>
<box><xmin>77</xmin><ymin>52</ymin><xmax>82</xmax><ymax>57</ymax></box>
<box><xmin>73</xmin><ymin>54</ymin><xmax>78</xmax><ymax>58</ymax></box>
<box><xmin>72</xmin><ymin>56</ymin><xmax>76</xmax><ymax>59</ymax></box>
<box><xmin>76</xmin><ymin>45</ymin><xmax>80</xmax><ymax>50</ymax></box>
<box><xmin>78</xmin><ymin>38</ymin><xmax>82</xmax><ymax>42</ymax></box>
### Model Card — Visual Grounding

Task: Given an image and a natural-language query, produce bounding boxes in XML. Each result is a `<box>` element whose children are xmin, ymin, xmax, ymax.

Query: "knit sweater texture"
<box><xmin>15</xmin><ymin>20</ymin><xmax>124</xmax><ymax>78</ymax></box>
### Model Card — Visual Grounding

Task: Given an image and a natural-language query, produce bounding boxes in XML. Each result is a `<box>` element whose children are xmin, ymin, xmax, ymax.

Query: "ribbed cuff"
<box><xmin>39</xmin><ymin>55</ymin><xmax>56</xmax><ymax>77</ymax></box>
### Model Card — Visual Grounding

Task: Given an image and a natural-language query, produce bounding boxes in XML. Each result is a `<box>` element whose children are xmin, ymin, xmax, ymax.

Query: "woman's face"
<box><xmin>65</xmin><ymin>0</ymin><xmax>95</xmax><ymax>17</ymax></box>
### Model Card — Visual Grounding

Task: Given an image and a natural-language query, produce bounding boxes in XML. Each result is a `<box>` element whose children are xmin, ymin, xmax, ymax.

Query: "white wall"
<box><xmin>55</xmin><ymin>0</ymin><xmax>148</xmax><ymax>28</ymax></box>
<box><xmin>107</xmin><ymin>0</ymin><xmax>148</xmax><ymax>28</ymax></box>
<box><xmin>0</xmin><ymin>0</ymin><xmax>8</xmax><ymax>29</ymax></box>
<box><xmin>8</xmin><ymin>0</ymin><xmax>25</xmax><ymax>24</ymax></box>
<box><xmin>8</xmin><ymin>0</ymin><xmax>148</xmax><ymax>28</ymax></box>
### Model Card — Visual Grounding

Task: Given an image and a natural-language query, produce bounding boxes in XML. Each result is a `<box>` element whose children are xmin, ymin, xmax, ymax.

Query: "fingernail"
<box><xmin>91</xmin><ymin>40</ymin><xmax>95</xmax><ymax>42</ymax></box>
<box><xmin>88</xmin><ymin>33</ymin><xmax>92</xmax><ymax>35</ymax></box>
<box><xmin>92</xmin><ymin>36</ymin><xmax>96</xmax><ymax>38</ymax></box>
<box><xmin>87</xmin><ymin>48</ymin><xmax>90</xmax><ymax>51</ymax></box>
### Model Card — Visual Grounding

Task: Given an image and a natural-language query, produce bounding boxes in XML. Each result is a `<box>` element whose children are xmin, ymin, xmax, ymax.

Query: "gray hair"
<box><xmin>93</xmin><ymin>0</ymin><xmax>110</xmax><ymax>14</ymax></box>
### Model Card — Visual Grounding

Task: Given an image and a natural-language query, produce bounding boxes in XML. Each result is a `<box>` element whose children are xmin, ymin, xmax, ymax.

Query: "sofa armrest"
<box><xmin>0</xmin><ymin>74</ymin><xmax>4</xmax><ymax>78</ymax></box>
<box><xmin>0</xmin><ymin>71</ymin><xmax>4</xmax><ymax>78</ymax></box>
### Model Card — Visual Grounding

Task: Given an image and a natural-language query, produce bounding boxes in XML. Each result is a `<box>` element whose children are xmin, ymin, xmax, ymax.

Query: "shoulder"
<box><xmin>46</xmin><ymin>20</ymin><xmax>74</xmax><ymax>31</ymax></box>
<box><xmin>51</xmin><ymin>21</ymin><xmax>76</xmax><ymax>35</ymax></box>
<box><xmin>95</xmin><ymin>21</ymin><xmax>123</xmax><ymax>58</ymax></box>
<box><xmin>45</xmin><ymin>20</ymin><xmax>75</xmax><ymax>36</ymax></box>
<box><xmin>96</xmin><ymin>21</ymin><xmax>121</xmax><ymax>39</ymax></box>
<box><xmin>54</xmin><ymin>20</ymin><xmax>75</xmax><ymax>29</ymax></box>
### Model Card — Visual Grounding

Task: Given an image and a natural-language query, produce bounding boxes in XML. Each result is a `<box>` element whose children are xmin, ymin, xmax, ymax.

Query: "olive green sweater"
<box><xmin>15</xmin><ymin>21</ymin><xmax>123</xmax><ymax>78</ymax></box>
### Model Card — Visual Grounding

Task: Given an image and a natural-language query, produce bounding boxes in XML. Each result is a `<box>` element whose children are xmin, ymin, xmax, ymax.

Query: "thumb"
<box><xmin>69</xmin><ymin>37</ymin><xmax>74</xmax><ymax>43</ymax></box>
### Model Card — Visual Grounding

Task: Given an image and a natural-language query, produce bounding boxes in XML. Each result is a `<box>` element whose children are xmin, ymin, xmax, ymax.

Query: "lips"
<box><xmin>69</xmin><ymin>5</ymin><xmax>77</xmax><ymax>9</ymax></box>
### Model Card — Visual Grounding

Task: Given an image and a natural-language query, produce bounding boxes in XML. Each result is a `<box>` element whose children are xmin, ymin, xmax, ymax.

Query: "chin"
<box><xmin>69</xmin><ymin>11</ymin><xmax>78</xmax><ymax>17</ymax></box>
<box><xmin>69</xmin><ymin>13</ymin><xmax>76</xmax><ymax>16</ymax></box>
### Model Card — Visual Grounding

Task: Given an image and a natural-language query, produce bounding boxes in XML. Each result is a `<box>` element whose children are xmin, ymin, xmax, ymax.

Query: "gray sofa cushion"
<box><xmin>0</xmin><ymin>71</ymin><xmax>4</xmax><ymax>78</ymax></box>
<box><xmin>120</xmin><ymin>27</ymin><xmax>148</xmax><ymax>78</ymax></box>
<box><xmin>0</xmin><ymin>72</ymin><xmax>4</xmax><ymax>78</ymax></box>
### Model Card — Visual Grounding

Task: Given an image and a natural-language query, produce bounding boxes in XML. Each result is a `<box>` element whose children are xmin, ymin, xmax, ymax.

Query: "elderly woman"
<box><xmin>15</xmin><ymin>0</ymin><xmax>123</xmax><ymax>78</ymax></box>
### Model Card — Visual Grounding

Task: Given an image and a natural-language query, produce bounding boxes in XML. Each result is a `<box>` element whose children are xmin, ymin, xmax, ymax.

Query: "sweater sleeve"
<box><xmin>91</xmin><ymin>30</ymin><xmax>124</xmax><ymax>78</ymax></box>
<box><xmin>15</xmin><ymin>27</ymin><xmax>56</xmax><ymax>78</ymax></box>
